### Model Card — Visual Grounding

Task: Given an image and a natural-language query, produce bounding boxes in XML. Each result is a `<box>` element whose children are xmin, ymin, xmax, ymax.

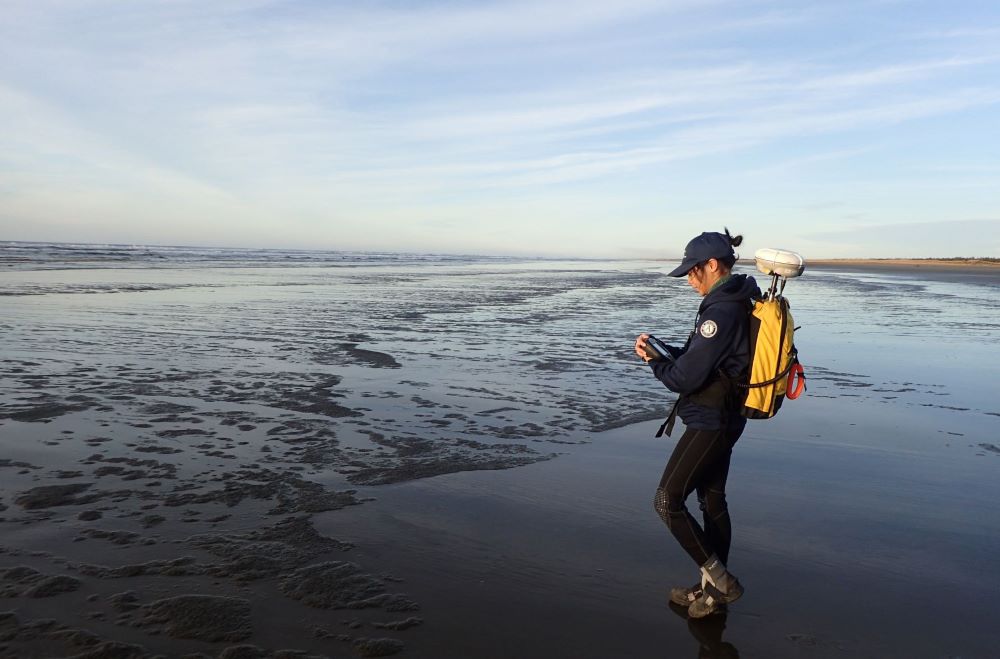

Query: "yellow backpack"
<box><xmin>739</xmin><ymin>295</ymin><xmax>805</xmax><ymax>419</ymax></box>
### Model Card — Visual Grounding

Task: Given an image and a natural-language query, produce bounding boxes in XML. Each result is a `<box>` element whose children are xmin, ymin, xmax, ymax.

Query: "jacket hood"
<box><xmin>699</xmin><ymin>273</ymin><xmax>760</xmax><ymax>312</ymax></box>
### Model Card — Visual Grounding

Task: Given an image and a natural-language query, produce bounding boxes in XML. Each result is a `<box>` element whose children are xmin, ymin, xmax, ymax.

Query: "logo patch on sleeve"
<box><xmin>699</xmin><ymin>320</ymin><xmax>718</xmax><ymax>338</ymax></box>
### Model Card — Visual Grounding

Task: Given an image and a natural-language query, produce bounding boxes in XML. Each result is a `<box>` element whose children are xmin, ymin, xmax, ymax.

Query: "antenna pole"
<box><xmin>767</xmin><ymin>273</ymin><xmax>780</xmax><ymax>300</ymax></box>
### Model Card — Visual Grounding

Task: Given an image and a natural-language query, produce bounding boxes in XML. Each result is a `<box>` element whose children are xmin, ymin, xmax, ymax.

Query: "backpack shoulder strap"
<box><xmin>656</xmin><ymin>397</ymin><xmax>681</xmax><ymax>438</ymax></box>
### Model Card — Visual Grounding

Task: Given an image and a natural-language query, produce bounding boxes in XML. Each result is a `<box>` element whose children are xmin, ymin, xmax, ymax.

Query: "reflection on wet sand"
<box><xmin>668</xmin><ymin>602</ymin><xmax>739</xmax><ymax>659</ymax></box>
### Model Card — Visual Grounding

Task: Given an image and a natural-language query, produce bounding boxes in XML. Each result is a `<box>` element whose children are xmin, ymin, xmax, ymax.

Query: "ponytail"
<box><xmin>719</xmin><ymin>227</ymin><xmax>742</xmax><ymax>269</ymax></box>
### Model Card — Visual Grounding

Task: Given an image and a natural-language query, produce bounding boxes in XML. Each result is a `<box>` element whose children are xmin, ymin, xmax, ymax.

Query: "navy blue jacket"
<box><xmin>651</xmin><ymin>274</ymin><xmax>760</xmax><ymax>430</ymax></box>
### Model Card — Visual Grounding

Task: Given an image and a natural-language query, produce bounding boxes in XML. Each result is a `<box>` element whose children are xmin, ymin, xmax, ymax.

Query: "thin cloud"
<box><xmin>909</xmin><ymin>26</ymin><xmax>1000</xmax><ymax>40</ymax></box>
<box><xmin>800</xmin><ymin>219</ymin><xmax>1000</xmax><ymax>258</ymax></box>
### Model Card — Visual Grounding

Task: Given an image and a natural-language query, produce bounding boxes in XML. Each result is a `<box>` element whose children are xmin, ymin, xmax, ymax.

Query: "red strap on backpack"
<box><xmin>786</xmin><ymin>362</ymin><xmax>806</xmax><ymax>400</ymax></box>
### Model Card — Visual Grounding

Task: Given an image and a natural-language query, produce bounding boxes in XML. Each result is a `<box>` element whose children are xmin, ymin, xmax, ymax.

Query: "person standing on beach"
<box><xmin>634</xmin><ymin>229</ymin><xmax>759</xmax><ymax>618</ymax></box>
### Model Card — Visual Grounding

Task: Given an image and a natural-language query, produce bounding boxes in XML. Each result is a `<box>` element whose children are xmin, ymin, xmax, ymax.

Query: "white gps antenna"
<box><xmin>754</xmin><ymin>248</ymin><xmax>805</xmax><ymax>300</ymax></box>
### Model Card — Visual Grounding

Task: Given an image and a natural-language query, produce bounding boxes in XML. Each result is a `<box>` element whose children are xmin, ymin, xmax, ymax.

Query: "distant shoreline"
<box><xmin>808</xmin><ymin>257</ymin><xmax>998</xmax><ymax>268</ymax></box>
<box><xmin>803</xmin><ymin>258</ymin><xmax>999</xmax><ymax>275</ymax></box>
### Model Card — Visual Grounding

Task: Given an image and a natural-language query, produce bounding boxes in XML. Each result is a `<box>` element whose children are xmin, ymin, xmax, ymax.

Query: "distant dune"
<box><xmin>807</xmin><ymin>258</ymin><xmax>999</xmax><ymax>271</ymax></box>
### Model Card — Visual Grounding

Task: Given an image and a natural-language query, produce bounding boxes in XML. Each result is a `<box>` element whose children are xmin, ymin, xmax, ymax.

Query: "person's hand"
<box><xmin>634</xmin><ymin>333</ymin><xmax>652</xmax><ymax>362</ymax></box>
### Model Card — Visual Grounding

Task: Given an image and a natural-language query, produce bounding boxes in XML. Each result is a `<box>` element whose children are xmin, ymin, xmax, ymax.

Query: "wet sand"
<box><xmin>0</xmin><ymin>356</ymin><xmax>513</xmax><ymax>658</ymax></box>
<box><xmin>328</xmin><ymin>411</ymin><xmax>1000</xmax><ymax>658</ymax></box>
<box><xmin>2</xmin><ymin>247</ymin><xmax>999</xmax><ymax>658</ymax></box>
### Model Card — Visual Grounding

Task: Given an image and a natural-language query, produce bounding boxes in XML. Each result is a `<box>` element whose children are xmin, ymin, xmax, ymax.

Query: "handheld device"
<box><xmin>643</xmin><ymin>335</ymin><xmax>674</xmax><ymax>362</ymax></box>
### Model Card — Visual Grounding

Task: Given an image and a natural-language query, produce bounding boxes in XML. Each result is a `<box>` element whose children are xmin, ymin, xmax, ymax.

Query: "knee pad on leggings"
<box><xmin>654</xmin><ymin>487</ymin><xmax>686</xmax><ymax>527</ymax></box>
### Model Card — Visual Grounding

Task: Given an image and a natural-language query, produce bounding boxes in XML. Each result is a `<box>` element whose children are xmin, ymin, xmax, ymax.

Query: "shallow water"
<box><xmin>1</xmin><ymin>242</ymin><xmax>998</xmax><ymax>657</ymax></box>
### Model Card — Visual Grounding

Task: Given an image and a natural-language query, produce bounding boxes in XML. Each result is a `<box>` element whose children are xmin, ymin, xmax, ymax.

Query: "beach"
<box><xmin>809</xmin><ymin>258</ymin><xmax>999</xmax><ymax>270</ymax></box>
<box><xmin>2</xmin><ymin>244</ymin><xmax>999</xmax><ymax>658</ymax></box>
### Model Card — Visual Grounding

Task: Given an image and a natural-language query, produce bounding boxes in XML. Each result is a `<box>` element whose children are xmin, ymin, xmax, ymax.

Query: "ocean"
<box><xmin>2</xmin><ymin>241</ymin><xmax>998</xmax><ymax>658</ymax></box>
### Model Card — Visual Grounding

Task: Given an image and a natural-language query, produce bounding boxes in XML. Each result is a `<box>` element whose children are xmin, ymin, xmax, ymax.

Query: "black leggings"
<box><xmin>654</xmin><ymin>425</ymin><xmax>742</xmax><ymax>566</ymax></box>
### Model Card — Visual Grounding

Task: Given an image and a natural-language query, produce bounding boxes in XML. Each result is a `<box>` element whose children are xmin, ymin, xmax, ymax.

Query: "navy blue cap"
<box><xmin>667</xmin><ymin>232</ymin><xmax>735</xmax><ymax>277</ymax></box>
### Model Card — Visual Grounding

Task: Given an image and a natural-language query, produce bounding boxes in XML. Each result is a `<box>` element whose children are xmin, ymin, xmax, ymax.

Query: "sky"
<box><xmin>1</xmin><ymin>0</ymin><xmax>999</xmax><ymax>259</ymax></box>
